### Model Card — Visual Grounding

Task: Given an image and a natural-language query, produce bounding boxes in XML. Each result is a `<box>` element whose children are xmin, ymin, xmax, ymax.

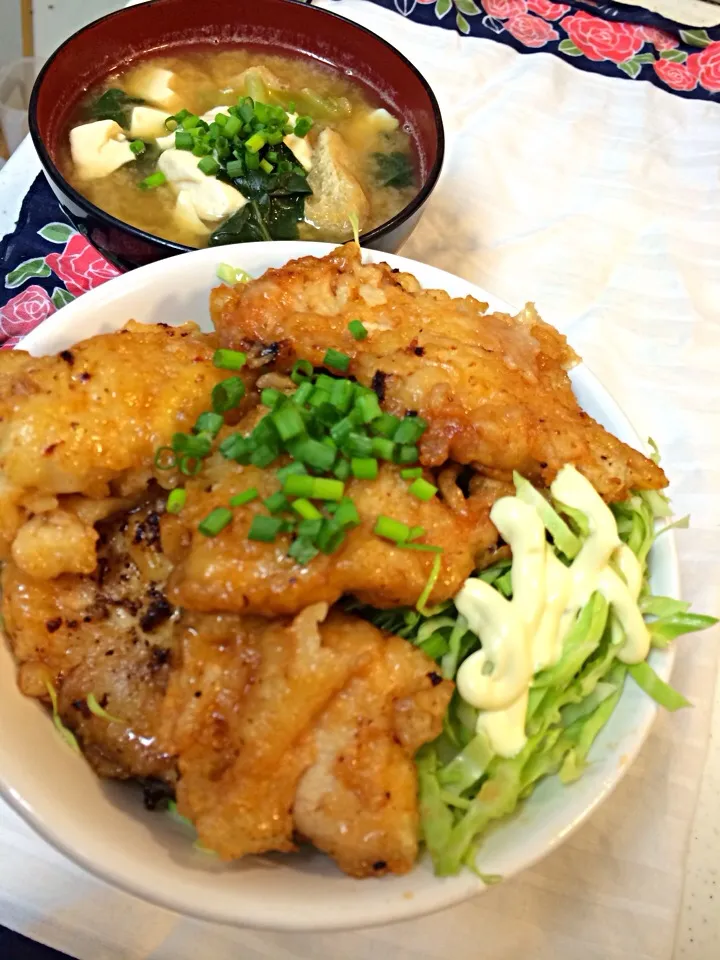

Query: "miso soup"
<box><xmin>59</xmin><ymin>49</ymin><xmax>420</xmax><ymax>248</ymax></box>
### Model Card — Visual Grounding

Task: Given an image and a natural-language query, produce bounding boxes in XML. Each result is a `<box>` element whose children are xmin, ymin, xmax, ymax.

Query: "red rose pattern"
<box><xmin>687</xmin><ymin>42</ymin><xmax>720</xmax><ymax>92</ymax></box>
<box><xmin>560</xmin><ymin>12</ymin><xmax>643</xmax><ymax>64</ymax></box>
<box><xmin>653</xmin><ymin>59</ymin><xmax>698</xmax><ymax>91</ymax></box>
<box><xmin>505</xmin><ymin>12</ymin><xmax>558</xmax><ymax>48</ymax></box>
<box><xmin>640</xmin><ymin>26</ymin><xmax>679</xmax><ymax>51</ymax></box>
<box><xmin>483</xmin><ymin>0</ymin><xmax>527</xmax><ymax>19</ymax></box>
<box><xmin>526</xmin><ymin>0</ymin><xmax>569</xmax><ymax>20</ymax></box>
<box><xmin>0</xmin><ymin>285</ymin><xmax>56</xmax><ymax>341</ymax></box>
<box><xmin>45</xmin><ymin>232</ymin><xmax>121</xmax><ymax>298</ymax></box>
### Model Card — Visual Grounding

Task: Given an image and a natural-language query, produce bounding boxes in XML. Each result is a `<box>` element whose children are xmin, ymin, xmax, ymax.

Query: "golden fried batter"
<box><xmin>0</xmin><ymin>321</ymin><xmax>235</xmax><ymax>561</ymax></box>
<box><xmin>162</xmin><ymin>454</ymin><xmax>501</xmax><ymax>616</ymax></box>
<box><xmin>160</xmin><ymin>605</ymin><xmax>452</xmax><ymax>874</ymax></box>
<box><xmin>2</xmin><ymin>498</ymin><xmax>177</xmax><ymax>782</ymax></box>
<box><xmin>212</xmin><ymin>245</ymin><xmax>666</xmax><ymax>501</ymax></box>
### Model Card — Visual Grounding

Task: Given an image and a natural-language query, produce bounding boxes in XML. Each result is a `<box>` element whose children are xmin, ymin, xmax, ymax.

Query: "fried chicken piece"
<box><xmin>160</xmin><ymin>605</ymin><xmax>452</xmax><ymax>874</ymax></box>
<box><xmin>211</xmin><ymin>245</ymin><xmax>666</xmax><ymax>501</ymax></box>
<box><xmin>161</xmin><ymin>454</ymin><xmax>500</xmax><ymax>616</ymax></box>
<box><xmin>2</xmin><ymin>498</ymin><xmax>178</xmax><ymax>782</ymax></box>
<box><xmin>0</xmin><ymin>321</ymin><xmax>241</xmax><ymax>561</ymax></box>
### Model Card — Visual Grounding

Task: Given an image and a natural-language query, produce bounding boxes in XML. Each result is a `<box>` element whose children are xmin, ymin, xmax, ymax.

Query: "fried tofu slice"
<box><xmin>304</xmin><ymin>129</ymin><xmax>369</xmax><ymax>240</ymax></box>
<box><xmin>160</xmin><ymin>605</ymin><xmax>452</xmax><ymax>874</ymax></box>
<box><xmin>211</xmin><ymin>245</ymin><xmax>666</xmax><ymax>501</ymax></box>
<box><xmin>0</xmin><ymin>321</ymin><xmax>236</xmax><ymax>561</ymax></box>
<box><xmin>161</xmin><ymin>454</ymin><xmax>502</xmax><ymax>616</ymax></box>
<box><xmin>2</xmin><ymin>498</ymin><xmax>178</xmax><ymax>783</ymax></box>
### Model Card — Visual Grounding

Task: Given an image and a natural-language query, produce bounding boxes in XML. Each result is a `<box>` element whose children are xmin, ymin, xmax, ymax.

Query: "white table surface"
<box><xmin>1</xmin><ymin>2</ymin><xmax>719</xmax><ymax>956</ymax></box>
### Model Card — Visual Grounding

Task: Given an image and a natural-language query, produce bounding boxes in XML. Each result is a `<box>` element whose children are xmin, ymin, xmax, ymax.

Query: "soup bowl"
<box><xmin>28</xmin><ymin>0</ymin><xmax>444</xmax><ymax>270</ymax></box>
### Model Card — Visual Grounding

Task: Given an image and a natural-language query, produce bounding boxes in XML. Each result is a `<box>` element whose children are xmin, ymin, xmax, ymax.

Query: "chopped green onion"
<box><xmin>408</xmin><ymin>525</ymin><xmax>425</xmax><ymax>540</ymax></box>
<box><xmin>199</xmin><ymin>507</ymin><xmax>233</xmax><ymax>537</ymax></box>
<box><xmin>276</xmin><ymin>462</ymin><xmax>308</xmax><ymax>483</ymax></box>
<box><xmin>355</xmin><ymin>393</ymin><xmax>382</xmax><ymax>423</ymax></box>
<box><xmin>372</xmin><ymin>413</ymin><xmax>401</xmax><ymax>438</ymax></box>
<box><xmin>212</xmin><ymin>376</ymin><xmax>246</xmax><ymax>413</ymax></box>
<box><xmin>87</xmin><ymin>693</ymin><xmax>124</xmax><ymax>723</ymax></box>
<box><xmin>260</xmin><ymin>158</ymin><xmax>274</xmax><ymax>174</ymax></box>
<box><xmin>344</xmin><ymin>433</ymin><xmax>373</xmax><ymax>458</ymax></box>
<box><xmin>219</xmin><ymin>434</ymin><xmax>252</xmax><ymax>463</ymax></box>
<box><xmin>374</xmin><ymin>515</ymin><xmax>411</xmax><ymax>543</ymax></box>
<box><xmin>323</xmin><ymin>348</ymin><xmax>351</xmax><ymax>372</ymax></box>
<box><xmin>347</xmin><ymin>319</ymin><xmax>368</xmax><ymax>341</ymax></box>
<box><xmin>402</xmin><ymin>542</ymin><xmax>444</xmax><ymax>553</ymax></box>
<box><xmin>139</xmin><ymin>171</ymin><xmax>167</xmax><ymax>190</ymax></box>
<box><xmin>396</xmin><ymin>444</ymin><xmax>419</xmax><ymax>465</ymax></box>
<box><xmin>291</xmin><ymin>359</ymin><xmax>313</xmax><ymax>384</ymax></box>
<box><xmin>197</xmin><ymin>156</ymin><xmax>219</xmax><ymax>176</ymax></box>
<box><xmin>166</xmin><ymin>488</ymin><xmax>187</xmax><ymax>514</ymax></box>
<box><xmin>292</xmin><ymin>498</ymin><xmax>322</xmax><ymax>521</ymax></box>
<box><xmin>315</xmin><ymin>374</ymin><xmax>336</xmax><ymax>393</ymax></box>
<box><xmin>174</xmin><ymin>131</ymin><xmax>193</xmax><ymax>150</ymax></box>
<box><xmin>409</xmin><ymin>478</ymin><xmax>438</xmax><ymax>501</ymax></box>
<box><xmin>130</xmin><ymin>139</ymin><xmax>146</xmax><ymax>155</ymax></box>
<box><xmin>334</xmin><ymin>498</ymin><xmax>360</xmax><ymax>529</ymax></box>
<box><xmin>295</xmin><ymin>519</ymin><xmax>321</xmax><ymax>541</ymax></box>
<box><xmin>226</xmin><ymin>158</ymin><xmax>244</xmax><ymax>178</ymax></box>
<box><xmin>245</xmin><ymin>132</ymin><xmax>266</xmax><ymax>153</ymax></box>
<box><xmin>288</xmin><ymin>536</ymin><xmax>319</xmax><ymax>564</ymax></box>
<box><xmin>330</xmin><ymin>417</ymin><xmax>354</xmax><ymax>445</ymax></box>
<box><xmin>401</xmin><ymin>467</ymin><xmax>423</xmax><ymax>479</ymax></box>
<box><xmin>154</xmin><ymin>446</ymin><xmax>176</xmax><ymax>470</ymax></box>
<box><xmin>283</xmin><ymin>474</ymin><xmax>322</xmax><ymax>498</ymax></box>
<box><xmin>248</xmin><ymin>515</ymin><xmax>283</xmax><ymax>542</ymax></box>
<box><xmin>213</xmin><ymin>348</ymin><xmax>247</xmax><ymax>370</ymax></box>
<box><xmin>371</xmin><ymin>436</ymin><xmax>395</xmax><ymax>461</ymax></box>
<box><xmin>288</xmin><ymin>437</ymin><xmax>335</xmax><ymax>471</ymax></box>
<box><xmin>293</xmin><ymin>115</ymin><xmax>313</xmax><ymax>137</ymax></box>
<box><xmin>351</xmin><ymin>457</ymin><xmax>378</xmax><ymax>480</ymax></box>
<box><xmin>223</xmin><ymin>115</ymin><xmax>241</xmax><ymax>137</ymax></box>
<box><xmin>272</xmin><ymin>404</ymin><xmax>306</xmax><ymax>441</ymax></box>
<box><xmin>181</xmin><ymin>112</ymin><xmax>200</xmax><ymax>129</ymax></box>
<box><xmin>179</xmin><ymin>456</ymin><xmax>203</xmax><ymax>476</ymax></box>
<box><xmin>229</xmin><ymin>488</ymin><xmax>258</xmax><ymax>507</ymax></box>
<box><xmin>394</xmin><ymin>416</ymin><xmax>428</xmax><ymax>445</ymax></box>
<box><xmin>172</xmin><ymin>431</ymin><xmax>212</xmax><ymax>458</ymax></box>
<box><xmin>330</xmin><ymin>379</ymin><xmax>354</xmax><ymax>413</ymax></box>
<box><xmin>261</xmin><ymin>388</ymin><xmax>283</xmax><ymax>409</ymax></box>
<box><xmin>333</xmin><ymin>458</ymin><xmax>351</xmax><ymax>480</ymax></box>
<box><xmin>316</xmin><ymin>519</ymin><xmax>345</xmax><ymax>554</ymax></box>
<box><xmin>250</xmin><ymin>444</ymin><xmax>279</xmax><ymax>468</ymax></box>
<box><xmin>311</xmin><ymin>477</ymin><xmax>345</xmax><ymax>500</ymax></box>
<box><xmin>292</xmin><ymin>381</ymin><xmax>313</xmax><ymax>406</ymax></box>
<box><xmin>263</xmin><ymin>492</ymin><xmax>289</xmax><ymax>514</ymax></box>
<box><xmin>194</xmin><ymin>411</ymin><xmax>224</xmax><ymax>437</ymax></box>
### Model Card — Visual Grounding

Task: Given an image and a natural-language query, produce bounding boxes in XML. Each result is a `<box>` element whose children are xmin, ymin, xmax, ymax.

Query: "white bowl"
<box><xmin>0</xmin><ymin>242</ymin><xmax>678</xmax><ymax>931</ymax></box>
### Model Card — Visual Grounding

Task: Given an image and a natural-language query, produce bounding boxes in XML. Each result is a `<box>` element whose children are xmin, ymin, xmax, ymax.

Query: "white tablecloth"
<box><xmin>1</xmin><ymin>2</ymin><xmax>719</xmax><ymax>957</ymax></box>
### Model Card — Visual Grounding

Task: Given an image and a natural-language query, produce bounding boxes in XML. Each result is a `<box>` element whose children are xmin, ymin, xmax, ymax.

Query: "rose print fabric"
<box><xmin>2</xmin><ymin>0</ymin><xmax>719</xmax><ymax>349</ymax></box>
<box><xmin>368</xmin><ymin>0</ymin><xmax>720</xmax><ymax>98</ymax></box>
<box><xmin>0</xmin><ymin>175</ymin><xmax>121</xmax><ymax>348</ymax></box>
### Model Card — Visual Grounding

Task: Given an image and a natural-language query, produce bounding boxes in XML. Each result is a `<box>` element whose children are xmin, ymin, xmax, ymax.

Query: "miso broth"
<box><xmin>60</xmin><ymin>49</ymin><xmax>420</xmax><ymax>248</ymax></box>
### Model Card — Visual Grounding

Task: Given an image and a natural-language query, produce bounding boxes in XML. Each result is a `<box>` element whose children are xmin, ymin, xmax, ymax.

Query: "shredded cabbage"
<box><xmin>44</xmin><ymin>680</ymin><xmax>81</xmax><ymax>755</ymax></box>
<box><xmin>349</xmin><ymin>457</ymin><xmax>717</xmax><ymax>878</ymax></box>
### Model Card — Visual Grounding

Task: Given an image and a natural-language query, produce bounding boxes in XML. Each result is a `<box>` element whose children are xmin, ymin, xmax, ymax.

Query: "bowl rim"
<box><xmin>0</xmin><ymin>240</ymin><xmax>679</xmax><ymax>931</ymax></box>
<box><xmin>27</xmin><ymin>0</ymin><xmax>445</xmax><ymax>259</ymax></box>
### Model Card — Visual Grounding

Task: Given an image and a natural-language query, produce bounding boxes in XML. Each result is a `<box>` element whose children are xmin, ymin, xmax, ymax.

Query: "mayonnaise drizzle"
<box><xmin>455</xmin><ymin>464</ymin><xmax>651</xmax><ymax>758</ymax></box>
